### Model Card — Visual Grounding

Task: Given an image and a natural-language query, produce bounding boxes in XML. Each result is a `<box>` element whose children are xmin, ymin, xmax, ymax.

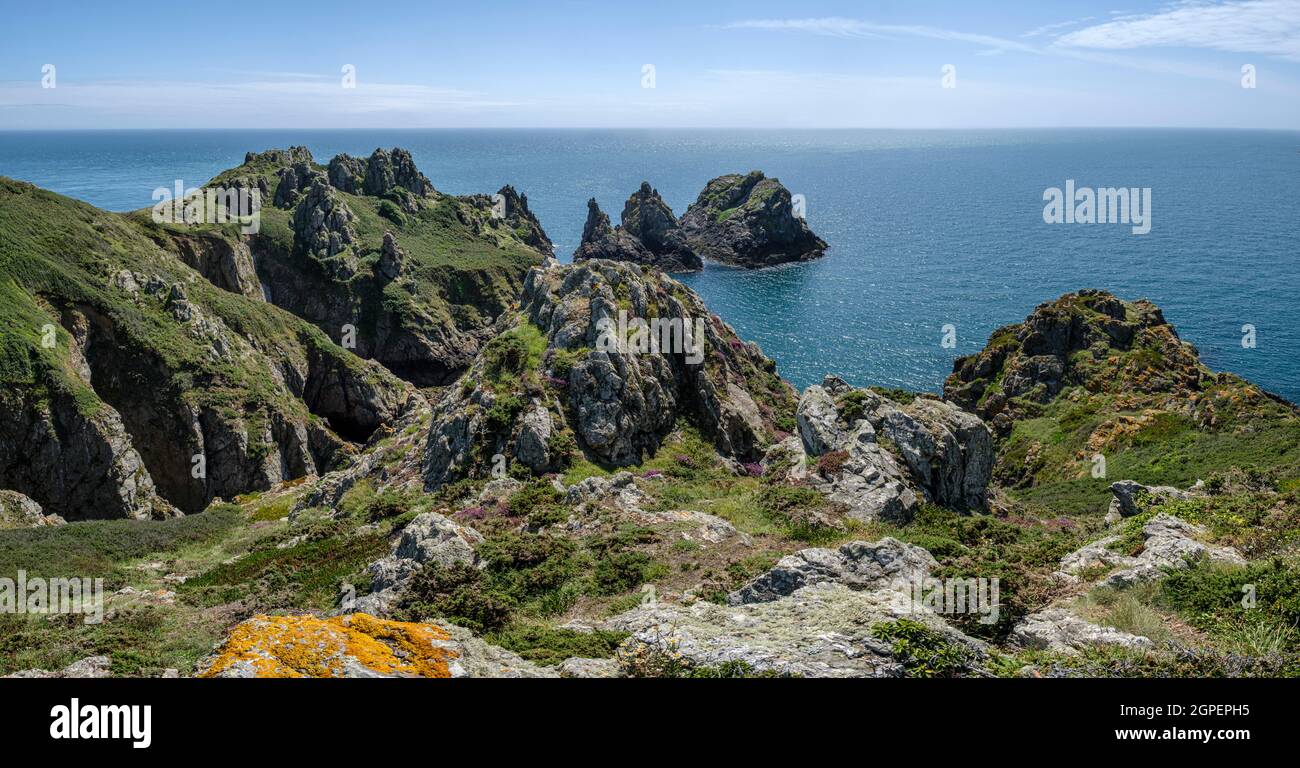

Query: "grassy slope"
<box><xmin>1004</xmin><ymin>391</ymin><xmax>1300</xmax><ymax>516</ymax></box>
<box><xmin>0</xmin><ymin>177</ymin><xmax>383</xmax><ymax>421</ymax></box>
<box><xmin>957</xmin><ymin>293</ymin><xmax>1300</xmax><ymax>517</ymax></box>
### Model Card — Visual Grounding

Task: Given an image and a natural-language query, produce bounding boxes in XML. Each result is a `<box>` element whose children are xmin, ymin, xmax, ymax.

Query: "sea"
<box><xmin>2</xmin><ymin>128</ymin><xmax>1296</xmax><ymax>402</ymax></box>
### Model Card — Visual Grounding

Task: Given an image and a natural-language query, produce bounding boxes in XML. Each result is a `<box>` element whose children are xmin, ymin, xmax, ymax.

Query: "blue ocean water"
<box><xmin>1</xmin><ymin>129</ymin><xmax>1297</xmax><ymax>402</ymax></box>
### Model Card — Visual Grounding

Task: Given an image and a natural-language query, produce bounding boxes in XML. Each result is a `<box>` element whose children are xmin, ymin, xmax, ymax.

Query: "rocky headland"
<box><xmin>2</xmin><ymin>153</ymin><xmax>1298</xmax><ymax>679</ymax></box>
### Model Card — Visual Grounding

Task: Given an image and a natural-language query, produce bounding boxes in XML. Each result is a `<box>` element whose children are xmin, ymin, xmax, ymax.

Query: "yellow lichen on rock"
<box><xmin>199</xmin><ymin>613</ymin><xmax>458</xmax><ymax>678</ymax></box>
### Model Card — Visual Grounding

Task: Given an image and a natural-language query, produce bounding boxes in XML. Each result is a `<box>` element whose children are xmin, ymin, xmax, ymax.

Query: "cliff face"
<box><xmin>678</xmin><ymin>171</ymin><xmax>826</xmax><ymax>268</ymax></box>
<box><xmin>180</xmin><ymin>147</ymin><xmax>551</xmax><ymax>387</ymax></box>
<box><xmin>618</xmin><ymin>183</ymin><xmax>703</xmax><ymax>271</ymax></box>
<box><xmin>425</xmin><ymin>259</ymin><xmax>797</xmax><ymax>486</ymax></box>
<box><xmin>0</xmin><ymin>177</ymin><xmax>409</xmax><ymax>518</ymax></box>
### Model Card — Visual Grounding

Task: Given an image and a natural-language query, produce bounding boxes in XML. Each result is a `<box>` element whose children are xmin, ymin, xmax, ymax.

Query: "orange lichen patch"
<box><xmin>199</xmin><ymin>613</ymin><xmax>459</xmax><ymax>678</ymax></box>
<box><xmin>340</xmin><ymin>613</ymin><xmax>457</xmax><ymax>678</ymax></box>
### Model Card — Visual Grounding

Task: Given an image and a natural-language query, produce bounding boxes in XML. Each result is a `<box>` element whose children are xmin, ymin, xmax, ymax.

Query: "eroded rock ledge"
<box><xmin>424</xmin><ymin>259</ymin><xmax>797</xmax><ymax>486</ymax></box>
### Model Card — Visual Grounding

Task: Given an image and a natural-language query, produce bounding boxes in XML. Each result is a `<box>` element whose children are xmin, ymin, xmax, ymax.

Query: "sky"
<box><xmin>1</xmin><ymin>0</ymin><xmax>1298</xmax><ymax>129</ymax></box>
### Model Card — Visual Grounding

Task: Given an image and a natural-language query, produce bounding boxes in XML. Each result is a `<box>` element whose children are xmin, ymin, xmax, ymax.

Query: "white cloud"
<box><xmin>1056</xmin><ymin>0</ymin><xmax>1300</xmax><ymax>61</ymax></box>
<box><xmin>725</xmin><ymin>14</ymin><xmax>1291</xmax><ymax>81</ymax></box>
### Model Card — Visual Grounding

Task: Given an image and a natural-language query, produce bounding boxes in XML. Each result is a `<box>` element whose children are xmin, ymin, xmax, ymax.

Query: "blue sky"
<box><xmin>2</xmin><ymin>0</ymin><xmax>1298</xmax><ymax>128</ymax></box>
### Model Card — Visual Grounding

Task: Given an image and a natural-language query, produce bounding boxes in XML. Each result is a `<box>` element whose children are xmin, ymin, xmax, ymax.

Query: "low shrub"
<box><xmin>488</xmin><ymin>625</ymin><xmax>626</xmax><ymax>666</ymax></box>
<box><xmin>393</xmin><ymin>562</ymin><xmax>514</xmax><ymax>634</ymax></box>
<box><xmin>871</xmin><ymin>618</ymin><xmax>979</xmax><ymax>678</ymax></box>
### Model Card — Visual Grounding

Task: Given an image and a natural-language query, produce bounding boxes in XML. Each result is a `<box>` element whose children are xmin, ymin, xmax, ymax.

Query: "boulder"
<box><xmin>1105</xmin><ymin>479</ymin><xmax>1197</xmax><ymax>524</ymax></box>
<box><xmin>795</xmin><ymin>386</ymin><xmax>844</xmax><ymax>455</ymax></box>
<box><xmin>605</xmin><ymin>581</ymin><xmax>985</xmax><ymax>678</ymax></box>
<box><xmin>0</xmin><ymin>489</ymin><xmax>66</xmax><ymax>529</ymax></box>
<box><xmin>876</xmin><ymin>398</ymin><xmax>993</xmax><ymax>511</ymax></box>
<box><xmin>513</xmin><ymin>405</ymin><xmax>553</xmax><ymax>473</ymax></box>
<box><xmin>199</xmin><ymin>613</ymin><xmax>555</xmax><ymax>678</ymax></box>
<box><xmin>728</xmin><ymin>538</ymin><xmax>936</xmax><ymax>605</ymax></box>
<box><xmin>1056</xmin><ymin>513</ymin><xmax>1246</xmax><ymax>587</ymax></box>
<box><xmin>1056</xmin><ymin>536</ymin><xmax>1136</xmax><ymax>579</ymax></box>
<box><xmin>790</xmin><ymin>379</ymin><xmax>993</xmax><ymax>522</ymax></box>
<box><xmin>563</xmin><ymin>471</ymin><xmax>649</xmax><ymax>513</ymax></box>
<box><xmin>558</xmin><ymin>657</ymin><xmax>622</xmax><ymax>678</ymax></box>
<box><xmin>1009</xmin><ymin>608</ymin><xmax>1154</xmax><ymax>655</ymax></box>
<box><xmin>1102</xmin><ymin>514</ymin><xmax>1246</xmax><ymax>588</ymax></box>
<box><xmin>5</xmin><ymin>655</ymin><xmax>112</xmax><ymax>678</ymax></box>
<box><xmin>809</xmin><ymin>415</ymin><xmax>918</xmax><ymax>523</ymax></box>
<box><xmin>635</xmin><ymin>508</ymin><xmax>747</xmax><ymax>546</ymax></box>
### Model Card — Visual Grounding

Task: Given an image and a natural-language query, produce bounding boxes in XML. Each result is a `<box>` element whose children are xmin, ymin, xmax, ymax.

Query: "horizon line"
<box><xmin>2</xmin><ymin>125</ymin><xmax>1299</xmax><ymax>132</ymax></box>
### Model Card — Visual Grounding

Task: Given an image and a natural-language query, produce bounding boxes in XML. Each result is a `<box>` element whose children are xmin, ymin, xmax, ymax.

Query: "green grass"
<box><xmin>1035</xmin><ymin>643</ymin><xmax>1296</xmax><ymax>678</ymax></box>
<box><xmin>0</xmin><ymin>504</ymin><xmax>261</xmax><ymax>676</ymax></box>
<box><xmin>487</xmin><ymin>623</ymin><xmax>627</xmax><ymax>667</ymax></box>
<box><xmin>1075</xmin><ymin>583</ymin><xmax>1175</xmax><ymax>644</ymax></box>
<box><xmin>0</xmin><ymin>604</ymin><xmax>230</xmax><ymax>678</ymax></box>
<box><xmin>182</xmin><ymin>526</ymin><xmax>388</xmax><ymax>613</ymax></box>
<box><xmin>573</xmin><ymin>426</ymin><xmax>847</xmax><ymax>544</ymax></box>
<box><xmin>0</xmin><ymin>507</ymin><xmax>243</xmax><ymax>586</ymax></box>
<box><xmin>244</xmin><ymin>492</ymin><xmax>298</xmax><ymax>522</ymax></box>
<box><xmin>1002</xmin><ymin>390</ymin><xmax>1300</xmax><ymax>517</ymax></box>
<box><xmin>1158</xmin><ymin>559</ymin><xmax>1300</xmax><ymax>649</ymax></box>
<box><xmin>394</xmin><ymin>520</ymin><xmax>670</xmax><ymax>635</ymax></box>
<box><xmin>482</xmin><ymin>320</ymin><xmax>547</xmax><ymax>388</ymax></box>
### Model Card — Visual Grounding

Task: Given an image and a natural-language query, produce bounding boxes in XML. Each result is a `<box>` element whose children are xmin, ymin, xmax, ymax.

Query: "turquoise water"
<box><xmin>2</xmin><ymin>129</ymin><xmax>1297</xmax><ymax>401</ymax></box>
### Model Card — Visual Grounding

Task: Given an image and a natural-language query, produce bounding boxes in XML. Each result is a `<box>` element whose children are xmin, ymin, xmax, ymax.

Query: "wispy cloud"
<box><xmin>1021</xmin><ymin>19</ymin><xmax>1090</xmax><ymax>39</ymax></box>
<box><xmin>724</xmin><ymin>14</ymin><xmax>1283</xmax><ymax>81</ymax></box>
<box><xmin>725</xmin><ymin>17</ymin><xmax>1039</xmax><ymax>54</ymax></box>
<box><xmin>1055</xmin><ymin>0</ymin><xmax>1300</xmax><ymax>61</ymax></box>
